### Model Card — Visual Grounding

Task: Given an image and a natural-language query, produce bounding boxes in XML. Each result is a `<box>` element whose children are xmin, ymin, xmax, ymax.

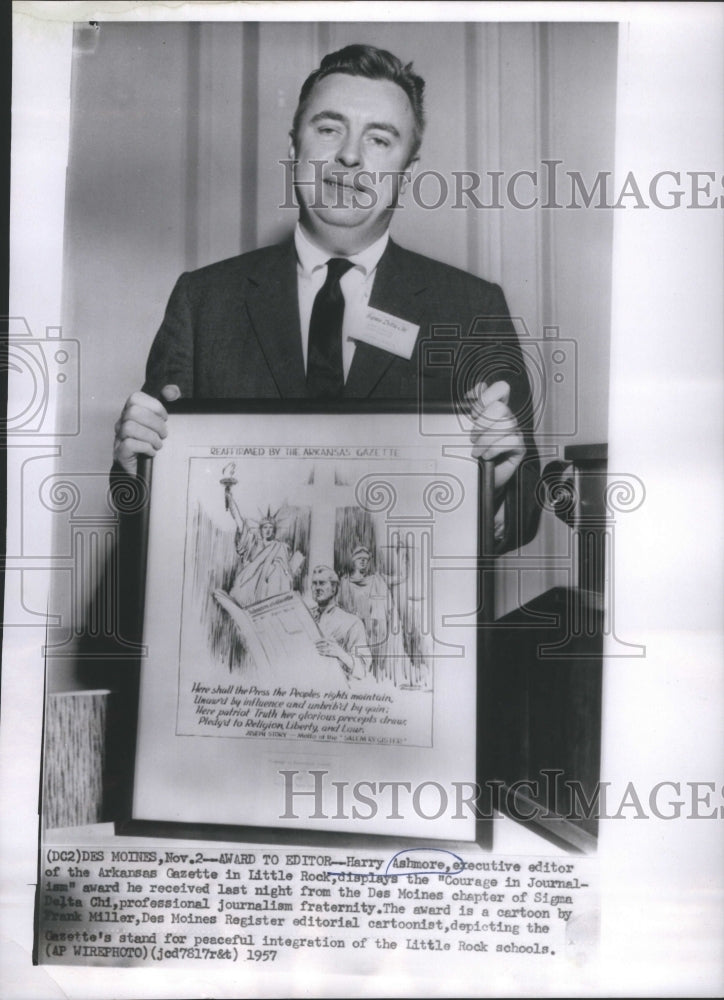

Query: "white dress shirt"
<box><xmin>294</xmin><ymin>223</ymin><xmax>389</xmax><ymax>380</ymax></box>
<box><xmin>294</xmin><ymin>223</ymin><xmax>506</xmax><ymax>540</ymax></box>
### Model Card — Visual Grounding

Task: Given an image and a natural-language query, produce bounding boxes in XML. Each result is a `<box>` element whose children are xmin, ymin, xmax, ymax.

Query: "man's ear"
<box><xmin>288</xmin><ymin>132</ymin><xmax>297</xmax><ymax>161</ymax></box>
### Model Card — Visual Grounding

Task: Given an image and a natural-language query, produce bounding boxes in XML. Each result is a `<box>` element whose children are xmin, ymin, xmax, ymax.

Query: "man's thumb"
<box><xmin>481</xmin><ymin>379</ymin><xmax>511</xmax><ymax>408</ymax></box>
<box><xmin>161</xmin><ymin>384</ymin><xmax>181</xmax><ymax>402</ymax></box>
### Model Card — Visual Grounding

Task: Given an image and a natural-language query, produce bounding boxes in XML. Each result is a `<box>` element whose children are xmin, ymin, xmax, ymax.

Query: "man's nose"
<box><xmin>336</xmin><ymin>133</ymin><xmax>362</xmax><ymax>167</ymax></box>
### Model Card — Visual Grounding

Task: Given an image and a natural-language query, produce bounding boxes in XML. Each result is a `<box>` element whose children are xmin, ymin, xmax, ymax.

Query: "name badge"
<box><xmin>352</xmin><ymin>307</ymin><xmax>420</xmax><ymax>360</ymax></box>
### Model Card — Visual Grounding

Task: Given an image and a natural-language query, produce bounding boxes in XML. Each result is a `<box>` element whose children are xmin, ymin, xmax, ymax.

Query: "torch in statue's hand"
<box><xmin>220</xmin><ymin>463</ymin><xmax>238</xmax><ymax>510</ymax></box>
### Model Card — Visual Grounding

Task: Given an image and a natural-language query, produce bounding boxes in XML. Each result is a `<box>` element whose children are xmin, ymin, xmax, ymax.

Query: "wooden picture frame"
<box><xmin>121</xmin><ymin>401</ymin><xmax>496</xmax><ymax>847</ymax></box>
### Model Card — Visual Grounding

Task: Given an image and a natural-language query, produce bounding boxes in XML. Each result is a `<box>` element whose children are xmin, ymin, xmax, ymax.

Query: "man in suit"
<box><xmin>113</xmin><ymin>44</ymin><xmax>540</xmax><ymax>553</ymax></box>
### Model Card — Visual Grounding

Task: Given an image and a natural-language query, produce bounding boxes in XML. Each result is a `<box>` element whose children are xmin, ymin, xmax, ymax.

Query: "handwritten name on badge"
<box><xmin>352</xmin><ymin>307</ymin><xmax>420</xmax><ymax>360</ymax></box>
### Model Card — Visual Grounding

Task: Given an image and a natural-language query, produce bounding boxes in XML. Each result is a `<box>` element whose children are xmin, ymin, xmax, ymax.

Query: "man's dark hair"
<box><xmin>292</xmin><ymin>44</ymin><xmax>426</xmax><ymax>158</ymax></box>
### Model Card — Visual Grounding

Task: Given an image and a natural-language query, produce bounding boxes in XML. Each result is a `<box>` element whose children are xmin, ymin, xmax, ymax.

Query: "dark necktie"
<box><xmin>306</xmin><ymin>258</ymin><xmax>354</xmax><ymax>398</ymax></box>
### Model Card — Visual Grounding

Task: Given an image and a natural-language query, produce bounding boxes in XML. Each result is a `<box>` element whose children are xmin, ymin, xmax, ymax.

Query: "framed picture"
<box><xmin>125</xmin><ymin>401</ymin><xmax>494</xmax><ymax>844</ymax></box>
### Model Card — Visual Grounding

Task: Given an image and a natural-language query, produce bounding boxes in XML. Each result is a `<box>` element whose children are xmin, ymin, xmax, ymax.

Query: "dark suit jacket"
<box><xmin>141</xmin><ymin>238</ymin><xmax>540</xmax><ymax>552</ymax></box>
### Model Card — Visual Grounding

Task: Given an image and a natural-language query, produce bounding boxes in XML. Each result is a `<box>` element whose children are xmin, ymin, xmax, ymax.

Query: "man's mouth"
<box><xmin>324</xmin><ymin>177</ymin><xmax>358</xmax><ymax>192</ymax></box>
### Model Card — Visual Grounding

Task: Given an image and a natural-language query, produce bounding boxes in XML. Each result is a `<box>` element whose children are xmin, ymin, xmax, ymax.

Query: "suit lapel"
<box><xmin>241</xmin><ymin>237</ymin><xmax>428</xmax><ymax>399</ymax></box>
<box><xmin>243</xmin><ymin>239</ymin><xmax>307</xmax><ymax>397</ymax></box>
<box><xmin>344</xmin><ymin>240</ymin><xmax>428</xmax><ymax>398</ymax></box>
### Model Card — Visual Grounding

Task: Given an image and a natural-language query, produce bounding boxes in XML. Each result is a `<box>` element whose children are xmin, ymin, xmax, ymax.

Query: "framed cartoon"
<box><xmin>127</xmin><ymin>401</ymin><xmax>494</xmax><ymax>843</ymax></box>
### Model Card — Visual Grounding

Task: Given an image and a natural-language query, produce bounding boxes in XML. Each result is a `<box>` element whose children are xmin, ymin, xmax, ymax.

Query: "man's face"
<box><xmin>352</xmin><ymin>551</ymin><xmax>370</xmax><ymax>574</ymax></box>
<box><xmin>312</xmin><ymin>570</ymin><xmax>337</xmax><ymax>606</ymax></box>
<box><xmin>290</xmin><ymin>73</ymin><xmax>418</xmax><ymax>253</ymax></box>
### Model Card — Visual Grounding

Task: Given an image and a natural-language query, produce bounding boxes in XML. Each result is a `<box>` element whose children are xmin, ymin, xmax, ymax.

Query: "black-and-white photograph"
<box><xmin>2</xmin><ymin>3</ymin><xmax>722</xmax><ymax>997</ymax></box>
<box><xmin>41</xmin><ymin>14</ymin><xmax>616</xmax><ymax>847</ymax></box>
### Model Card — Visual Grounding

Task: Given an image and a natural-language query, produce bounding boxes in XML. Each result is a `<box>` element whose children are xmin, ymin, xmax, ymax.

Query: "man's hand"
<box><xmin>467</xmin><ymin>380</ymin><xmax>526</xmax><ymax>491</ymax></box>
<box><xmin>316</xmin><ymin>638</ymin><xmax>353</xmax><ymax>673</ymax></box>
<box><xmin>113</xmin><ymin>384</ymin><xmax>180</xmax><ymax>475</ymax></box>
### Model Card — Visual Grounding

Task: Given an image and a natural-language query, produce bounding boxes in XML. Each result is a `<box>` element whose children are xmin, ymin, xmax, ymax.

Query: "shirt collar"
<box><xmin>294</xmin><ymin>223</ymin><xmax>389</xmax><ymax>278</ymax></box>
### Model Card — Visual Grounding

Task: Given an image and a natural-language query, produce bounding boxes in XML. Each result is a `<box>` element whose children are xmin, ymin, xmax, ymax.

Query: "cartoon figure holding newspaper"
<box><xmin>310</xmin><ymin>565</ymin><xmax>371</xmax><ymax>681</ymax></box>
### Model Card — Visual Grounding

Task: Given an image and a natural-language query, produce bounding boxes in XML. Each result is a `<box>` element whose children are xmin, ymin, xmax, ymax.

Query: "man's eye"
<box><xmin>368</xmin><ymin>135</ymin><xmax>391</xmax><ymax>148</ymax></box>
<box><xmin>317</xmin><ymin>126</ymin><xmax>339</xmax><ymax>136</ymax></box>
